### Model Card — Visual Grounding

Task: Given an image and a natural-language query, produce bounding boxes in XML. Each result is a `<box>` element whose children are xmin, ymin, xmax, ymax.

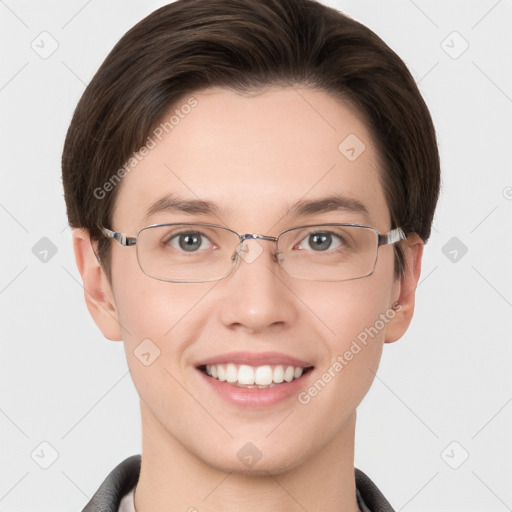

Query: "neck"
<box><xmin>134</xmin><ymin>401</ymin><xmax>360</xmax><ymax>512</ymax></box>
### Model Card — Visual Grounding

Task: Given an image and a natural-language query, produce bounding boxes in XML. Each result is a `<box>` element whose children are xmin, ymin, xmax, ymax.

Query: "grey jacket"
<box><xmin>81</xmin><ymin>455</ymin><xmax>395</xmax><ymax>512</ymax></box>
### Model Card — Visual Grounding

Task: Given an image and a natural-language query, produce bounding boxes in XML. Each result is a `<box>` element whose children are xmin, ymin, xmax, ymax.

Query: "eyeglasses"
<box><xmin>100</xmin><ymin>222</ymin><xmax>406</xmax><ymax>283</ymax></box>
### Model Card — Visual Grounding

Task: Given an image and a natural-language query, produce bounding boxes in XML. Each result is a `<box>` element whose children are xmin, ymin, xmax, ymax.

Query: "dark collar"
<box><xmin>81</xmin><ymin>455</ymin><xmax>395</xmax><ymax>512</ymax></box>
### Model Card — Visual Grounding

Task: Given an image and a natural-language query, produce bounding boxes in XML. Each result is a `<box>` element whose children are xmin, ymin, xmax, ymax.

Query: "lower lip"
<box><xmin>197</xmin><ymin>368</ymin><xmax>313</xmax><ymax>408</ymax></box>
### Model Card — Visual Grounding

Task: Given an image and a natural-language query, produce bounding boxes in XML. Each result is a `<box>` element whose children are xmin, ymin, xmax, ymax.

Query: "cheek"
<box><xmin>111</xmin><ymin>272</ymin><xmax>207</xmax><ymax>411</ymax></box>
<box><xmin>110</xmin><ymin>243</ymin><xmax>190</xmax><ymax>331</ymax></box>
<box><xmin>312</xmin><ymin>254</ymin><xmax>397</xmax><ymax>391</ymax></box>
<box><xmin>113</xmin><ymin>270</ymin><xmax>210</xmax><ymax>345</ymax></box>
<box><xmin>320</xmin><ymin>281</ymin><xmax>390</xmax><ymax>378</ymax></box>
<box><xmin>321</xmin><ymin>257</ymin><xmax>396</xmax><ymax>350</ymax></box>
<box><xmin>109</xmin><ymin>249</ymin><xmax>193</xmax><ymax>360</ymax></box>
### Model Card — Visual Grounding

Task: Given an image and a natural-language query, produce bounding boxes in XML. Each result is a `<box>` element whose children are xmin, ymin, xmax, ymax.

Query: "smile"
<box><xmin>199</xmin><ymin>363</ymin><xmax>313</xmax><ymax>388</ymax></box>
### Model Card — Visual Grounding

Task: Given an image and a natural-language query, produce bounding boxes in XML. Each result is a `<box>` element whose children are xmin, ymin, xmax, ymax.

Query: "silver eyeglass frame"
<box><xmin>100</xmin><ymin>223</ymin><xmax>407</xmax><ymax>283</ymax></box>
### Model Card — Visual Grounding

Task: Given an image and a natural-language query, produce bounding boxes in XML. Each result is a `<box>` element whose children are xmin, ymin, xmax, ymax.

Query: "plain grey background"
<box><xmin>1</xmin><ymin>1</ymin><xmax>511</xmax><ymax>511</ymax></box>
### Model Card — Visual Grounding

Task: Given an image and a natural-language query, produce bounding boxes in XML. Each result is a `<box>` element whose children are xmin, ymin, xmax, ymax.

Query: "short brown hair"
<box><xmin>62</xmin><ymin>0</ymin><xmax>440</xmax><ymax>283</ymax></box>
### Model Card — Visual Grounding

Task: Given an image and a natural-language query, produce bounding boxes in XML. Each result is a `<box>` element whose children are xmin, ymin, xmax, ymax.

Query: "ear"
<box><xmin>384</xmin><ymin>234</ymin><xmax>424</xmax><ymax>344</ymax></box>
<box><xmin>72</xmin><ymin>228</ymin><xmax>123</xmax><ymax>341</ymax></box>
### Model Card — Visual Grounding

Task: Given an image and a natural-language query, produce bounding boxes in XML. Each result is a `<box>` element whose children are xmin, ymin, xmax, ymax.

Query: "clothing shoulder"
<box><xmin>355</xmin><ymin>468</ymin><xmax>395</xmax><ymax>512</ymax></box>
<box><xmin>81</xmin><ymin>455</ymin><xmax>141</xmax><ymax>512</ymax></box>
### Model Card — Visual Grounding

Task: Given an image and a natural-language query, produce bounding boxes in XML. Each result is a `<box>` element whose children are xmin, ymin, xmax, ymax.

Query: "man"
<box><xmin>62</xmin><ymin>1</ymin><xmax>440</xmax><ymax>510</ymax></box>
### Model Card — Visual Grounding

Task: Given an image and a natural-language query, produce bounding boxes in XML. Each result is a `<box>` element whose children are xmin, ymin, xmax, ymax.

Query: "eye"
<box><xmin>296</xmin><ymin>231</ymin><xmax>345</xmax><ymax>252</ymax></box>
<box><xmin>164</xmin><ymin>230</ymin><xmax>213</xmax><ymax>252</ymax></box>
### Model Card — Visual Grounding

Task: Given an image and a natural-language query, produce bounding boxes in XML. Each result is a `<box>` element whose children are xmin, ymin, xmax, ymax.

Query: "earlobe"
<box><xmin>384</xmin><ymin>234</ymin><xmax>424</xmax><ymax>344</ymax></box>
<box><xmin>72</xmin><ymin>228</ymin><xmax>123</xmax><ymax>341</ymax></box>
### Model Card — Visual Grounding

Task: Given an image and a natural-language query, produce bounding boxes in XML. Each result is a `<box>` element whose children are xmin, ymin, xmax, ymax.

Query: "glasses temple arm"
<box><xmin>378</xmin><ymin>227</ymin><xmax>407</xmax><ymax>246</ymax></box>
<box><xmin>100</xmin><ymin>227</ymin><xmax>137</xmax><ymax>246</ymax></box>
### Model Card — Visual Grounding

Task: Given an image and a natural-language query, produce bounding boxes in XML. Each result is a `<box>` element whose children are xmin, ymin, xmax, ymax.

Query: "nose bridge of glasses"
<box><xmin>239</xmin><ymin>233</ymin><xmax>278</xmax><ymax>244</ymax></box>
<box><xmin>236</xmin><ymin>233</ymin><xmax>280</xmax><ymax>263</ymax></box>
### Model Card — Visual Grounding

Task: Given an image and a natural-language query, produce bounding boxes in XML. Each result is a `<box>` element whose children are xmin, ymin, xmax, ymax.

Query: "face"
<box><xmin>100</xmin><ymin>86</ymin><xmax>405</xmax><ymax>474</ymax></box>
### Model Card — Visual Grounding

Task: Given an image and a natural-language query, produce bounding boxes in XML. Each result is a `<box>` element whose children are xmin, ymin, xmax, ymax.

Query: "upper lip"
<box><xmin>195</xmin><ymin>351</ymin><xmax>314</xmax><ymax>368</ymax></box>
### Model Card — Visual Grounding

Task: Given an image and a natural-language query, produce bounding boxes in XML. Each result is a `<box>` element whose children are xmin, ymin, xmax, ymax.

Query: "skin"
<box><xmin>73</xmin><ymin>86</ymin><xmax>423</xmax><ymax>512</ymax></box>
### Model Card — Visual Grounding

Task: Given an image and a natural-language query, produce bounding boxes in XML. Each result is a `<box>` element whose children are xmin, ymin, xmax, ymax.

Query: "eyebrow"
<box><xmin>143</xmin><ymin>193</ymin><xmax>370</xmax><ymax>224</ymax></box>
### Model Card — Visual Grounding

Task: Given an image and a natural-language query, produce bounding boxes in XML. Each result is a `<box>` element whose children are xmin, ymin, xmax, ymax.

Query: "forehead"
<box><xmin>112</xmin><ymin>86</ymin><xmax>390</xmax><ymax>232</ymax></box>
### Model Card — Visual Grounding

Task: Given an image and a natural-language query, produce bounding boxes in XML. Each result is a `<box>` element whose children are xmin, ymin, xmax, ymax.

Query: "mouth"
<box><xmin>197</xmin><ymin>363</ymin><xmax>314</xmax><ymax>389</ymax></box>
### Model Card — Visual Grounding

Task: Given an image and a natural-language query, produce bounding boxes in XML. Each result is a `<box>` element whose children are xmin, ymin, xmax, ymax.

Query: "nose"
<box><xmin>217</xmin><ymin>237</ymin><xmax>297</xmax><ymax>334</ymax></box>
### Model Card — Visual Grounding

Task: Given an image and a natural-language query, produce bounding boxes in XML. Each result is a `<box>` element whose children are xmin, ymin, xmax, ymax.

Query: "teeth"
<box><xmin>273</xmin><ymin>365</ymin><xmax>284</xmax><ymax>383</ymax></box>
<box><xmin>238</xmin><ymin>365</ymin><xmax>255</xmax><ymax>385</ymax></box>
<box><xmin>284</xmin><ymin>365</ymin><xmax>294</xmax><ymax>382</ymax></box>
<box><xmin>226</xmin><ymin>363</ymin><xmax>238</xmax><ymax>383</ymax></box>
<box><xmin>204</xmin><ymin>363</ymin><xmax>307</xmax><ymax>386</ymax></box>
<box><xmin>254</xmin><ymin>365</ymin><xmax>273</xmax><ymax>386</ymax></box>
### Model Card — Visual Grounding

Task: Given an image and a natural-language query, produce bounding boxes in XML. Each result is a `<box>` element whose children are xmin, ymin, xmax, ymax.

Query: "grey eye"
<box><xmin>166</xmin><ymin>231</ymin><xmax>212</xmax><ymax>252</ymax></box>
<box><xmin>298</xmin><ymin>231</ymin><xmax>343</xmax><ymax>252</ymax></box>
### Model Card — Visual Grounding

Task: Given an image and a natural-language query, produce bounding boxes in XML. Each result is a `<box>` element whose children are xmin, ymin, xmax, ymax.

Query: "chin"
<box><xmin>210</xmin><ymin>454</ymin><xmax>302</xmax><ymax>477</ymax></box>
<box><xmin>197</xmin><ymin>439</ymin><xmax>307</xmax><ymax>477</ymax></box>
